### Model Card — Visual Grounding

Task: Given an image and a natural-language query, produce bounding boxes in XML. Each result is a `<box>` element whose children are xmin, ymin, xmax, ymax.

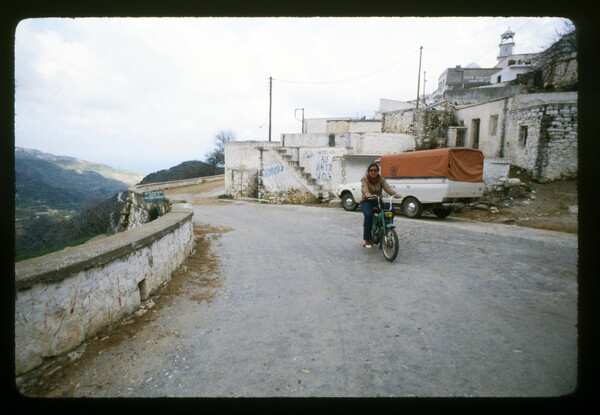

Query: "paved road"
<box><xmin>24</xmin><ymin>198</ymin><xmax>578</xmax><ymax>397</ymax></box>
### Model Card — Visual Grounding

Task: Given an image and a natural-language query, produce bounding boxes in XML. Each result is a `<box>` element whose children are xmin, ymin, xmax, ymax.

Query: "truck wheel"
<box><xmin>402</xmin><ymin>196</ymin><xmax>423</xmax><ymax>218</ymax></box>
<box><xmin>433</xmin><ymin>207</ymin><xmax>453</xmax><ymax>218</ymax></box>
<box><xmin>341</xmin><ymin>192</ymin><xmax>358</xmax><ymax>211</ymax></box>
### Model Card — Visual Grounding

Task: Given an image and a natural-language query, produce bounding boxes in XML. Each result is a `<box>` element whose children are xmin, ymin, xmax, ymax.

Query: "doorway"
<box><xmin>471</xmin><ymin>119</ymin><xmax>480</xmax><ymax>149</ymax></box>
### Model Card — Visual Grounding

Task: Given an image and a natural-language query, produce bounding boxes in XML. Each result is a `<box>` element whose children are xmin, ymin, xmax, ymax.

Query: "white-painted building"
<box><xmin>491</xmin><ymin>28</ymin><xmax>539</xmax><ymax>84</ymax></box>
<box><xmin>225</xmin><ymin>29</ymin><xmax>577</xmax><ymax>202</ymax></box>
<box><xmin>437</xmin><ymin>29</ymin><xmax>539</xmax><ymax>94</ymax></box>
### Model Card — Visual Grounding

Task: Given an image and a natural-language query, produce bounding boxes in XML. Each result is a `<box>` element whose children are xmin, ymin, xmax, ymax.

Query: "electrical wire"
<box><xmin>273</xmin><ymin>48</ymin><xmax>421</xmax><ymax>85</ymax></box>
<box><xmin>272</xmin><ymin>18</ymin><xmax>549</xmax><ymax>86</ymax></box>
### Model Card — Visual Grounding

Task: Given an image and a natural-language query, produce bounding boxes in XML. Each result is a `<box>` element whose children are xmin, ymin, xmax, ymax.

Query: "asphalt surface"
<box><xmin>18</xmin><ymin>198</ymin><xmax>578</xmax><ymax>398</ymax></box>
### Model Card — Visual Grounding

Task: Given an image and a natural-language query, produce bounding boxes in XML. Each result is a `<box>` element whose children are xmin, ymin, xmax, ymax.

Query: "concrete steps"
<box><xmin>268</xmin><ymin>146</ymin><xmax>331</xmax><ymax>202</ymax></box>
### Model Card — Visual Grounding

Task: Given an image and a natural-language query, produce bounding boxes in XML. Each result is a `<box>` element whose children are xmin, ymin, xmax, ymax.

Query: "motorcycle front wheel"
<box><xmin>381</xmin><ymin>228</ymin><xmax>399</xmax><ymax>262</ymax></box>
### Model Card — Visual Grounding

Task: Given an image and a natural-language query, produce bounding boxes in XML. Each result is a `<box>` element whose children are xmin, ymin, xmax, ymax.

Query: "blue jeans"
<box><xmin>360</xmin><ymin>200</ymin><xmax>392</xmax><ymax>241</ymax></box>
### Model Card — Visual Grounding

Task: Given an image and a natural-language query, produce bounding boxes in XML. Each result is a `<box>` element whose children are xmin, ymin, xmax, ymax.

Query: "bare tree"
<box><xmin>205</xmin><ymin>130</ymin><xmax>236</xmax><ymax>173</ymax></box>
<box><xmin>512</xmin><ymin>22</ymin><xmax>577</xmax><ymax>91</ymax></box>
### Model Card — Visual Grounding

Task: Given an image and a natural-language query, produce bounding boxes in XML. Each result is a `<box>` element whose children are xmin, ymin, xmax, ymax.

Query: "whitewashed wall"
<box><xmin>326</xmin><ymin>120</ymin><xmax>382</xmax><ymax>133</ymax></box>
<box><xmin>282</xmin><ymin>133</ymin><xmax>414</xmax><ymax>155</ymax></box>
<box><xmin>454</xmin><ymin>98</ymin><xmax>507</xmax><ymax>158</ymax></box>
<box><xmin>225</xmin><ymin>141</ymin><xmax>280</xmax><ymax>197</ymax></box>
<box><xmin>298</xmin><ymin>148</ymin><xmax>348</xmax><ymax>191</ymax></box>
<box><xmin>259</xmin><ymin>149</ymin><xmax>317</xmax><ymax>203</ymax></box>
<box><xmin>14</xmin><ymin>206</ymin><xmax>195</xmax><ymax>375</ymax></box>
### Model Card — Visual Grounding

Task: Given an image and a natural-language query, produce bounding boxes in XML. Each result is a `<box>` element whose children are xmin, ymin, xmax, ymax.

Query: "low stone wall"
<box><xmin>133</xmin><ymin>175</ymin><xmax>224</xmax><ymax>192</ymax></box>
<box><xmin>14</xmin><ymin>205</ymin><xmax>195</xmax><ymax>375</ymax></box>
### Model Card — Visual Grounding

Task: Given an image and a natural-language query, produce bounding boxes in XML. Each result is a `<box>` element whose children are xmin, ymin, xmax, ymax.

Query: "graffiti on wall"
<box><xmin>264</xmin><ymin>164</ymin><xmax>284</xmax><ymax>177</ymax></box>
<box><xmin>316</xmin><ymin>155</ymin><xmax>333</xmax><ymax>182</ymax></box>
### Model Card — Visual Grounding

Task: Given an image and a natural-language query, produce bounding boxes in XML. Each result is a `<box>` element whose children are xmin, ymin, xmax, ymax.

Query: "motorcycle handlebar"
<box><xmin>366</xmin><ymin>194</ymin><xmax>401</xmax><ymax>201</ymax></box>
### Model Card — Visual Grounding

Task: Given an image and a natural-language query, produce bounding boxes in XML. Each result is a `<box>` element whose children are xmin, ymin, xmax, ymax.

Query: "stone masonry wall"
<box><xmin>504</xmin><ymin>101</ymin><xmax>577</xmax><ymax>182</ymax></box>
<box><xmin>124</xmin><ymin>191</ymin><xmax>170</xmax><ymax>230</ymax></box>
<box><xmin>382</xmin><ymin>108</ymin><xmax>454</xmax><ymax>150</ymax></box>
<box><xmin>226</xmin><ymin>168</ymin><xmax>258</xmax><ymax>198</ymax></box>
<box><xmin>534</xmin><ymin>103</ymin><xmax>578</xmax><ymax>182</ymax></box>
<box><xmin>14</xmin><ymin>206</ymin><xmax>195</xmax><ymax>375</ymax></box>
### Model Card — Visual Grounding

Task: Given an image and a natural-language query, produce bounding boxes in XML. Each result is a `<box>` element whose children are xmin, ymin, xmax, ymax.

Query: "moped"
<box><xmin>368</xmin><ymin>194</ymin><xmax>400</xmax><ymax>262</ymax></box>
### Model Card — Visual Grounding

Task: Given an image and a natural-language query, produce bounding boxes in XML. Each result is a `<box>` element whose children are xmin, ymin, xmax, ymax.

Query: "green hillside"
<box><xmin>15</xmin><ymin>147</ymin><xmax>138</xmax><ymax>214</ymax></box>
<box><xmin>139</xmin><ymin>160</ymin><xmax>223</xmax><ymax>185</ymax></box>
<box><xmin>16</xmin><ymin>147</ymin><xmax>145</xmax><ymax>186</ymax></box>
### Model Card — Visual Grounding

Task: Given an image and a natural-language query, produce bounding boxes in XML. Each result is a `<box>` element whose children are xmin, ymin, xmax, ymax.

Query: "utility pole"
<box><xmin>423</xmin><ymin>71</ymin><xmax>426</xmax><ymax>107</ymax></box>
<box><xmin>416</xmin><ymin>46</ymin><xmax>422</xmax><ymax>109</ymax></box>
<box><xmin>295</xmin><ymin>108</ymin><xmax>304</xmax><ymax>133</ymax></box>
<box><xmin>268</xmin><ymin>76</ymin><xmax>272</xmax><ymax>141</ymax></box>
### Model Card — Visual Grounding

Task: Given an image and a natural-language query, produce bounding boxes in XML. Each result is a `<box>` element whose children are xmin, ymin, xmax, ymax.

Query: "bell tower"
<box><xmin>498</xmin><ymin>28</ymin><xmax>515</xmax><ymax>61</ymax></box>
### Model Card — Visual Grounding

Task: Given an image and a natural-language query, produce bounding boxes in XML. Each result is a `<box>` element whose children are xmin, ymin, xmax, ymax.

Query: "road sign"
<box><xmin>142</xmin><ymin>190</ymin><xmax>165</xmax><ymax>203</ymax></box>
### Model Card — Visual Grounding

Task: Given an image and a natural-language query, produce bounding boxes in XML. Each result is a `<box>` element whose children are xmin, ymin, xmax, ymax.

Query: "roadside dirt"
<box><xmin>15</xmin><ymin>225</ymin><xmax>231</xmax><ymax>397</ymax></box>
<box><xmin>450</xmin><ymin>173</ymin><xmax>578</xmax><ymax>234</ymax></box>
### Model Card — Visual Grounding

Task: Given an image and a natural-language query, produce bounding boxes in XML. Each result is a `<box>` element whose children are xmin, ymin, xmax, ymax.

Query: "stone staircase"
<box><xmin>266</xmin><ymin>146</ymin><xmax>331</xmax><ymax>201</ymax></box>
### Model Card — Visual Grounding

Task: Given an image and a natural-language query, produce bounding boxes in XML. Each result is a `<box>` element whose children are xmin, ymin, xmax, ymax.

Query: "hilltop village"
<box><xmin>224</xmin><ymin>28</ymin><xmax>577</xmax><ymax>204</ymax></box>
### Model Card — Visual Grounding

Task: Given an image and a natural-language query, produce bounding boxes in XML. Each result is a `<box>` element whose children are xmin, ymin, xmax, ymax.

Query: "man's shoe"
<box><xmin>364</xmin><ymin>241</ymin><xmax>373</xmax><ymax>248</ymax></box>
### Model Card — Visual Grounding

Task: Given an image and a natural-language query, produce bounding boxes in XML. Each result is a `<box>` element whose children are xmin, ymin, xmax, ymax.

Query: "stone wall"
<box><xmin>452</xmin><ymin>91</ymin><xmax>577</xmax><ymax>182</ymax></box>
<box><xmin>505</xmin><ymin>100</ymin><xmax>578</xmax><ymax>182</ymax></box>
<box><xmin>382</xmin><ymin>108</ymin><xmax>453</xmax><ymax>150</ymax></box>
<box><xmin>121</xmin><ymin>191</ymin><xmax>170</xmax><ymax>231</ymax></box>
<box><xmin>14</xmin><ymin>205</ymin><xmax>195</xmax><ymax>375</ymax></box>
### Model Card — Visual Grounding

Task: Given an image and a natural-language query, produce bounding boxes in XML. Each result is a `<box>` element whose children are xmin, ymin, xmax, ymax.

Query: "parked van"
<box><xmin>336</xmin><ymin>147</ymin><xmax>484</xmax><ymax>218</ymax></box>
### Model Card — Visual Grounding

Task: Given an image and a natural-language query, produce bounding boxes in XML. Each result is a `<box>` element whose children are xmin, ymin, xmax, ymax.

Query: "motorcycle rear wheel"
<box><xmin>381</xmin><ymin>228</ymin><xmax>399</xmax><ymax>262</ymax></box>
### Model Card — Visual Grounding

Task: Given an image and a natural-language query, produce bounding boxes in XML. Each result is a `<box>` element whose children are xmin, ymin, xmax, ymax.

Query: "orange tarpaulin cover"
<box><xmin>377</xmin><ymin>148</ymin><xmax>484</xmax><ymax>182</ymax></box>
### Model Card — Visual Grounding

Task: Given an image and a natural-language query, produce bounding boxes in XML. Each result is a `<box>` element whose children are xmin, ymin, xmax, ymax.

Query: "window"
<box><xmin>519</xmin><ymin>125</ymin><xmax>528</xmax><ymax>147</ymax></box>
<box><xmin>489</xmin><ymin>115</ymin><xmax>499</xmax><ymax>136</ymax></box>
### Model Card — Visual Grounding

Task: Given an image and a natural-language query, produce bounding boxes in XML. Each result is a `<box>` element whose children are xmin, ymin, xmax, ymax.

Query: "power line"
<box><xmin>273</xmin><ymin>48</ymin><xmax>420</xmax><ymax>85</ymax></box>
<box><xmin>272</xmin><ymin>18</ymin><xmax>553</xmax><ymax>88</ymax></box>
<box><xmin>423</xmin><ymin>18</ymin><xmax>512</xmax><ymax>51</ymax></box>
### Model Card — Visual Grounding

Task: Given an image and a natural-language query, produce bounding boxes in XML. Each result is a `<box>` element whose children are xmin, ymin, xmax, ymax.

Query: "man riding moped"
<box><xmin>360</xmin><ymin>162</ymin><xmax>401</xmax><ymax>248</ymax></box>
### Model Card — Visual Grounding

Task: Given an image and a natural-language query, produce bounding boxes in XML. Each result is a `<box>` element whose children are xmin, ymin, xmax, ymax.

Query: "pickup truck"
<box><xmin>336</xmin><ymin>147</ymin><xmax>484</xmax><ymax>218</ymax></box>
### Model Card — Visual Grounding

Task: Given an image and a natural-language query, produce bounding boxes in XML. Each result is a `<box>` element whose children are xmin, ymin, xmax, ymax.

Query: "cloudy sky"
<box><xmin>14</xmin><ymin>16</ymin><xmax>571</xmax><ymax>174</ymax></box>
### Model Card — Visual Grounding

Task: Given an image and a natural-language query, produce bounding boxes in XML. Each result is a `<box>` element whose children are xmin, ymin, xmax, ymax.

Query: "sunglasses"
<box><xmin>369</xmin><ymin>169</ymin><xmax>378</xmax><ymax>172</ymax></box>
